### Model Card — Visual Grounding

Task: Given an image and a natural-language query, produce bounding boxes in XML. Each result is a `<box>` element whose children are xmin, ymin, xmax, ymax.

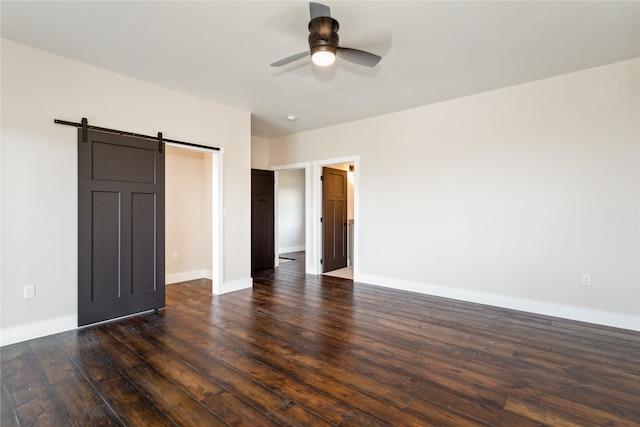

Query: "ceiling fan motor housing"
<box><xmin>308</xmin><ymin>16</ymin><xmax>339</xmax><ymax>56</ymax></box>
<box><xmin>270</xmin><ymin>3</ymin><xmax>380</xmax><ymax>69</ymax></box>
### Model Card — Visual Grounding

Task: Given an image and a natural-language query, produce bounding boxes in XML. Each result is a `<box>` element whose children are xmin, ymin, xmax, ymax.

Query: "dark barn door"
<box><xmin>322</xmin><ymin>167</ymin><xmax>348</xmax><ymax>272</ymax></box>
<box><xmin>78</xmin><ymin>129</ymin><xmax>165</xmax><ymax>326</ymax></box>
<box><xmin>251</xmin><ymin>169</ymin><xmax>275</xmax><ymax>272</ymax></box>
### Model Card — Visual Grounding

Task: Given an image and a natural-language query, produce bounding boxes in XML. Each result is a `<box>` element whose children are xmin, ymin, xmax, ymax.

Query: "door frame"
<box><xmin>271</xmin><ymin>155</ymin><xmax>360</xmax><ymax>277</ymax></box>
<box><xmin>165</xmin><ymin>143</ymin><xmax>224</xmax><ymax>295</ymax></box>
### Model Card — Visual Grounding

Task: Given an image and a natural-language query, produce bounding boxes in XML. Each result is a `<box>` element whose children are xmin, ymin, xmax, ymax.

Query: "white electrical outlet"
<box><xmin>582</xmin><ymin>274</ymin><xmax>592</xmax><ymax>286</ymax></box>
<box><xmin>380</xmin><ymin>254</ymin><xmax>387</xmax><ymax>263</ymax></box>
<box><xmin>173</xmin><ymin>251</ymin><xmax>179</xmax><ymax>260</ymax></box>
<box><xmin>24</xmin><ymin>285</ymin><xmax>35</xmax><ymax>299</ymax></box>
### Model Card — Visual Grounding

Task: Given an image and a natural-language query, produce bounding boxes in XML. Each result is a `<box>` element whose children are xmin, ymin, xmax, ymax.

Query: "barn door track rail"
<box><xmin>54</xmin><ymin>117</ymin><xmax>220</xmax><ymax>152</ymax></box>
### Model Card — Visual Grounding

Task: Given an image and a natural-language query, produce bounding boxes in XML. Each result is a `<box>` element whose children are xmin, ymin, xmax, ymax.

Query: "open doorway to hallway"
<box><xmin>272</xmin><ymin>163</ymin><xmax>314</xmax><ymax>274</ymax></box>
<box><xmin>272</xmin><ymin>156</ymin><xmax>358</xmax><ymax>280</ymax></box>
<box><xmin>276</xmin><ymin>168</ymin><xmax>306</xmax><ymax>266</ymax></box>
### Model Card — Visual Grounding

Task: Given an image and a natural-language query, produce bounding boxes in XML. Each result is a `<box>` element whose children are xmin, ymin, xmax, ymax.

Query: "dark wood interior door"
<box><xmin>78</xmin><ymin>129</ymin><xmax>165</xmax><ymax>326</ymax></box>
<box><xmin>322</xmin><ymin>167</ymin><xmax>348</xmax><ymax>272</ymax></box>
<box><xmin>251</xmin><ymin>169</ymin><xmax>275</xmax><ymax>272</ymax></box>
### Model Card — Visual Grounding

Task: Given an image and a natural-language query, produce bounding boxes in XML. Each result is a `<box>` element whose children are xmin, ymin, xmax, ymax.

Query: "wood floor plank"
<box><xmin>2</xmin><ymin>258</ymin><xmax>639</xmax><ymax>426</ymax></box>
<box><xmin>338</xmin><ymin>409</ymin><xmax>392</xmax><ymax>427</ymax></box>
<box><xmin>8</xmin><ymin>378</ymin><xmax>70</xmax><ymax>427</ymax></box>
<box><xmin>134</xmin><ymin>311</ymin><xmax>352</xmax><ymax>425</ymax></box>
<box><xmin>107</xmin><ymin>318</ymin><xmax>303</xmax><ymax>426</ymax></box>
<box><xmin>336</xmin><ymin>284</ymin><xmax>638</xmax><ymax>360</ymax></box>
<box><xmin>1</xmin><ymin>381</ymin><xmax>19</xmax><ymax>427</ymax></box>
<box><xmin>162</xmin><ymin>292</ymin><xmax>430</xmax><ymax>422</ymax></box>
<box><xmin>105</xmin><ymin>320</ymin><xmax>225</xmax><ymax>402</ymax></box>
<box><xmin>249</xmin><ymin>275</ymin><xmax>640</xmax><ymax>412</ymax></box>
<box><xmin>221</xmin><ymin>286</ymin><xmax>516</xmax><ymax>407</ymax></box>
<box><xmin>58</xmin><ymin>331</ymin><xmax>178</xmax><ymax>427</ymax></box>
<box><xmin>124</xmin><ymin>363</ymin><xmax>230</xmax><ymax>427</ymax></box>
<box><xmin>270</xmin><ymin>401</ymin><xmax>336</xmax><ymax>427</ymax></box>
<box><xmin>503</xmin><ymin>395</ymin><xmax>596</xmax><ymax>427</ymax></box>
<box><xmin>1</xmin><ymin>343</ymin><xmax>47</xmax><ymax>393</ymax></box>
<box><xmin>1</xmin><ymin>341</ymin><xmax>73</xmax><ymax>426</ymax></box>
<box><xmin>407</xmin><ymin>380</ymin><xmax>539</xmax><ymax>427</ymax></box>
<box><xmin>252</xmin><ymin>278</ymin><xmax>638</xmax><ymax>381</ymax></box>
<box><xmin>119</xmin><ymin>314</ymin><xmax>329</xmax><ymax>424</ymax></box>
<box><xmin>199</xmin><ymin>391</ymin><xmax>281</xmax><ymax>426</ymax></box>
<box><xmin>25</xmin><ymin>336</ymin><xmax>123</xmax><ymax>426</ymax></box>
<box><xmin>165</xmin><ymin>303</ymin><xmax>482</xmax><ymax>426</ymax></box>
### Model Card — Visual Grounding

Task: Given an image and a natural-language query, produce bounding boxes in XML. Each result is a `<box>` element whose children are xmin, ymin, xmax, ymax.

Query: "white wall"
<box><xmin>269</xmin><ymin>59</ymin><xmax>640</xmax><ymax>331</ymax></box>
<box><xmin>277</xmin><ymin>169</ymin><xmax>305</xmax><ymax>253</ymax></box>
<box><xmin>251</xmin><ymin>135</ymin><xmax>270</xmax><ymax>169</ymax></box>
<box><xmin>0</xmin><ymin>39</ymin><xmax>252</xmax><ymax>345</ymax></box>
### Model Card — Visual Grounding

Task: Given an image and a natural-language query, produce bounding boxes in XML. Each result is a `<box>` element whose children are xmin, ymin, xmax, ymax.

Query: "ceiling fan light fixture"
<box><xmin>308</xmin><ymin>17</ymin><xmax>338</xmax><ymax>67</ymax></box>
<box><xmin>270</xmin><ymin>3</ymin><xmax>381</xmax><ymax>69</ymax></box>
<box><xmin>311</xmin><ymin>50</ymin><xmax>336</xmax><ymax>66</ymax></box>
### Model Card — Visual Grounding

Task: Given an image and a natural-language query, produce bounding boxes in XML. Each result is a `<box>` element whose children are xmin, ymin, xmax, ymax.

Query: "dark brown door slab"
<box><xmin>78</xmin><ymin>129</ymin><xmax>165</xmax><ymax>326</ymax></box>
<box><xmin>322</xmin><ymin>167</ymin><xmax>348</xmax><ymax>272</ymax></box>
<box><xmin>251</xmin><ymin>169</ymin><xmax>275</xmax><ymax>272</ymax></box>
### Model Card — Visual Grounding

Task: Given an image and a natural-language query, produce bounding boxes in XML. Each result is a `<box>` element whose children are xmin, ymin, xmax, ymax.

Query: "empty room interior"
<box><xmin>1</xmin><ymin>1</ymin><xmax>639</xmax><ymax>426</ymax></box>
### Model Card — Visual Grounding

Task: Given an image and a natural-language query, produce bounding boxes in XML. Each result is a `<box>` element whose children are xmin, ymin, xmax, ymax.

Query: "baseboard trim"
<box><xmin>5</xmin><ymin>274</ymin><xmax>634</xmax><ymax>346</ymax></box>
<box><xmin>355</xmin><ymin>273</ymin><xmax>640</xmax><ymax>332</ymax></box>
<box><xmin>279</xmin><ymin>245</ymin><xmax>305</xmax><ymax>254</ymax></box>
<box><xmin>1</xmin><ymin>273</ymin><xmax>252</xmax><ymax>346</ymax></box>
<box><xmin>0</xmin><ymin>314</ymin><xmax>76</xmax><ymax>347</ymax></box>
<box><xmin>217</xmin><ymin>277</ymin><xmax>253</xmax><ymax>295</ymax></box>
<box><xmin>166</xmin><ymin>270</ymin><xmax>209</xmax><ymax>284</ymax></box>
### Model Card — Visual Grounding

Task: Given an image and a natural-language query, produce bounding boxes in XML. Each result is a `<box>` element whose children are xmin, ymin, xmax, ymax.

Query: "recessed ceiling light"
<box><xmin>287</xmin><ymin>115</ymin><xmax>297</xmax><ymax>122</ymax></box>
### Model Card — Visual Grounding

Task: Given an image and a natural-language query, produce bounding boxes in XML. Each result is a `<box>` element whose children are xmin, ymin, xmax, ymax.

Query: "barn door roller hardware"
<box><xmin>54</xmin><ymin>118</ymin><xmax>220</xmax><ymax>152</ymax></box>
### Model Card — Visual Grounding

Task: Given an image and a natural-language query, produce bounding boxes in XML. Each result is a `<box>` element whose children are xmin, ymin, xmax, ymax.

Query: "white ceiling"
<box><xmin>2</xmin><ymin>1</ymin><xmax>638</xmax><ymax>139</ymax></box>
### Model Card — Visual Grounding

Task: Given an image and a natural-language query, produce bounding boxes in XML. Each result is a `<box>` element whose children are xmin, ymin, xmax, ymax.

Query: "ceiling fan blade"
<box><xmin>309</xmin><ymin>2</ymin><xmax>331</xmax><ymax>19</ymax></box>
<box><xmin>270</xmin><ymin>51</ymin><xmax>310</xmax><ymax>67</ymax></box>
<box><xmin>337</xmin><ymin>47</ymin><xmax>381</xmax><ymax>67</ymax></box>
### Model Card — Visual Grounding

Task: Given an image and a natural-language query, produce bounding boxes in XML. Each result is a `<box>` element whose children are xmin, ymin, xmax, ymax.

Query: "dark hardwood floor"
<box><xmin>2</xmin><ymin>255</ymin><xmax>639</xmax><ymax>426</ymax></box>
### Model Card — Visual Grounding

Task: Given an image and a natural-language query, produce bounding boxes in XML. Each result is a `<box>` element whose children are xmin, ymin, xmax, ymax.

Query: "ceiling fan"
<box><xmin>270</xmin><ymin>2</ymin><xmax>382</xmax><ymax>68</ymax></box>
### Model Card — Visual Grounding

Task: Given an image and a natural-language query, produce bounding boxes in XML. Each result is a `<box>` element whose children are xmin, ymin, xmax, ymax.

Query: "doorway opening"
<box><xmin>165</xmin><ymin>144</ymin><xmax>223</xmax><ymax>294</ymax></box>
<box><xmin>271</xmin><ymin>156</ymin><xmax>359</xmax><ymax>279</ymax></box>
<box><xmin>312</xmin><ymin>156</ymin><xmax>359</xmax><ymax>279</ymax></box>
<box><xmin>271</xmin><ymin>163</ymin><xmax>313</xmax><ymax>274</ymax></box>
<box><xmin>76</xmin><ymin>125</ymin><xmax>224</xmax><ymax>327</ymax></box>
<box><xmin>319</xmin><ymin>162</ymin><xmax>355</xmax><ymax>280</ymax></box>
<box><xmin>275</xmin><ymin>168</ymin><xmax>305</xmax><ymax>266</ymax></box>
<box><xmin>271</xmin><ymin>156</ymin><xmax>360</xmax><ymax>280</ymax></box>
